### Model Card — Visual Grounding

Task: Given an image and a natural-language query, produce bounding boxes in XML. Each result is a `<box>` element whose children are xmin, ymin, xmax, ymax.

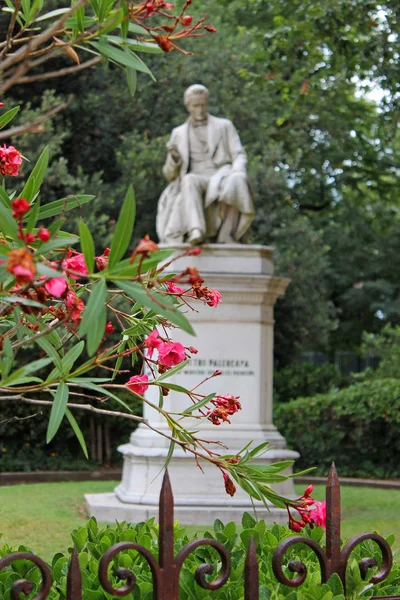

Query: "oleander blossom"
<box><xmin>6</xmin><ymin>248</ymin><xmax>36</xmax><ymax>284</ymax></box>
<box><xmin>62</xmin><ymin>252</ymin><xmax>88</xmax><ymax>279</ymax></box>
<box><xmin>166</xmin><ymin>282</ymin><xmax>184</xmax><ymax>294</ymax></box>
<box><xmin>286</xmin><ymin>485</ymin><xmax>327</xmax><ymax>532</ymax></box>
<box><xmin>309</xmin><ymin>501</ymin><xmax>326</xmax><ymax>529</ymax></box>
<box><xmin>158</xmin><ymin>341</ymin><xmax>186</xmax><ymax>367</ymax></box>
<box><xmin>206</xmin><ymin>289</ymin><xmax>222</xmax><ymax>307</ymax></box>
<box><xmin>207</xmin><ymin>394</ymin><xmax>242</xmax><ymax>425</ymax></box>
<box><xmin>65</xmin><ymin>289</ymin><xmax>85</xmax><ymax>323</ymax></box>
<box><xmin>45</xmin><ymin>276</ymin><xmax>67</xmax><ymax>298</ymax></box>
<box><xmin>145</xmin><ymin>330</ymin><xmax>163</xmax><ymax>357</ymax></box>
<box><xmin>126</xmin><ymin>374</ymin><xmax>149</xmax><ymax>396</ymax></box>
<box><xmin>0</xmin><ymin>144</ymin><xmax>22</xmax><ymax>177</ymax></box>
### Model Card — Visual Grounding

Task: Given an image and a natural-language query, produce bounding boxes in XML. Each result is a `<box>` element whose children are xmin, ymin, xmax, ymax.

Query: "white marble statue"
<box><xmin>156</xmin><ymin>84</ymin><xmax>255</xmax><ymax>245</ymax></box>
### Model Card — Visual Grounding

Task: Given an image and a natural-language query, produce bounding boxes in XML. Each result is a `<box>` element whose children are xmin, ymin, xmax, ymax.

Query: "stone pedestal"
<box><xmin>86</xmin><ymin>245</ymin><xmax>299</xmax><ymax>525</ymax></box>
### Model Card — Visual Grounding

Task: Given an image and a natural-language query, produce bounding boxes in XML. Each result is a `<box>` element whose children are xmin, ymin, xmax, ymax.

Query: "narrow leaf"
<box><xmin>0</xmin><ymin>203</ymin><xmax>18</xmax><ymax>238</ymax></box>
<box><xmin>116</xmin><ymin>280</ymin><xmax>195</xmax><ymax>335</ymax></box>
<box><xmin>108</xmin><ymin>185</ymin><xmax>136</xmax><ymax>269</ymax></box>
<box><xmin>79</xmin><ymin>279</ymin><xmax>107</xmax><ymax>356</ymax></box>
<box><xmin>21</xmin><ymin>146</ymin><xmax>49</xmax><ymax>201</ymax></box>
<box><xmin>0</xmin><ymin>106</ymin><xmax>20</xmax><ymax>130</ymax></box>
<box><xmin>38</xmin><ymin>195</ymin><xmax>94</xmax><ymax>220</ymax></box>
<box><xmin>65</xmin><ymin>408</ymin><xmax>89</xmax><ymax>458</ymax></box>
<box><xmin>47</xmin><ymin>381</ymin><xmax>69</xmax><ymax>443</ymax></box>
<box><xmin>78</xmin><ymin>220</ymin><xmax>95</xmax><ymax>273</ymax></box>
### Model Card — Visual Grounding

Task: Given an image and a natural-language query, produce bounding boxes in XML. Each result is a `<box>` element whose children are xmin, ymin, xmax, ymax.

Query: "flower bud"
<box><xmin>38</xmin><ymin>228</ymin><xmax>51</xmax><ymax>242</ymax></box>
<box><xmin>180</xmin><ymin>15</ymin><xmax>193</xmax><ymax>26</ymax></box>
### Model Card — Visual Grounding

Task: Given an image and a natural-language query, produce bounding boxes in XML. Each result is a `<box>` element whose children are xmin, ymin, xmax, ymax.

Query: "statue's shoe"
<box><xmin>188</xmin><ymin>228</ymin><xmax>204</xmax><ymax>245</ymax></box>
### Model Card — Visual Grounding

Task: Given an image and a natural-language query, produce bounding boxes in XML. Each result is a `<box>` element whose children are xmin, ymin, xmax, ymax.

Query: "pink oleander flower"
<box><xmin>6</xmin><ymin>248</ymin><xmax>36</xmax><ymax>284</ymax></box>
<box><xmin>62</xmin><ymin>252</ymin><xmax>88</xmax><ymax>279</ymax></box>
<box><xmin>207</xmin><ymin>394</ymin><xmax>242</xmax><ymax>425</ymax></box>
<box><xmin>0</xmin><ymin>145</ymin><xmax>22</xmax><ymax>177</ymax></box>
<box><xmin>145</xmin><ymin>330</ymin><xmax>163</xmax><ymax>357</ymax></box>
<box><xmin>65</xmin><ymin>289</ymin><xmax>85</xmax><ymax>323</ymax></box>
<box><xmin>45</xmin><ymin>277</ymin><xmax>67</xmax><ymax>298</ymax></box>
<box><xmin>158</xmin><ymin>341</ymin><xmax>186</xmax><ymax>368</ymax></box>
<box><xmin>12</xmin><ymin>265</ymin><xmax>35</xmax><ymax>282</ymax></box>
<box><xmin>309</xmin><ymin>501</ymin><xmax>326</xmax><ymax>529</ymax></box>
<box><xmin>206</xmin><ymin>289</ymin><xmax>222</xmax><ymax>307</ymax></box>
<box><xmin>96</xmin><ymin>255</ymin><xmax>108</xmax><ymax>271</ymax></box>
<box><xmin>214</xmin><ymin>394</ymin><xmax>242</xmax><ymax>415</ymax></box>
<box><xmin>126</xmin><ymin>374</ymin><xmax>149</xmax><ymax>396</ymax></box>
<box><xmin>166</xmin><ymin>282</ymin><xmax>184</xmax><ymax>294</ymax></box>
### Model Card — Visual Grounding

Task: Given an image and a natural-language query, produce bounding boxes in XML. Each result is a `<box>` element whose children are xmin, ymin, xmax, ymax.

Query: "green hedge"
<box><xmin>1</xmin><ymin>515</ymin><xmax>400</xmax><ymax>599</ymax></box>
<box><xmin>275</xmin><ymin>378</ymin><xmax>400</xmax><ymax>478</ymax></box>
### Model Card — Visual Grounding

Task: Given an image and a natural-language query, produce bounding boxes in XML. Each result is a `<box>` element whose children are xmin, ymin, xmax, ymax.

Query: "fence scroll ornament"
<box><xmin>0</xmin><ymin>464</ymin><xmax>397</xmax><ymax>600</ymax></box>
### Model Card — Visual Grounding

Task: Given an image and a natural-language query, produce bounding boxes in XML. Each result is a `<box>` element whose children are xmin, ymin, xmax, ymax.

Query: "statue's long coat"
<box><xmin>156</xmin><ymin>114</ymin><xmax>254</xmax><ymax>242</ymax></box>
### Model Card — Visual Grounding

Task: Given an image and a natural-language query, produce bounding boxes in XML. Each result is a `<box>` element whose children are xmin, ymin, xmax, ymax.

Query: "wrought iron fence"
<box><xmin>0</xmin><ymin>464</ymin><xmax>397</xmax><ymax>599</ymax></box>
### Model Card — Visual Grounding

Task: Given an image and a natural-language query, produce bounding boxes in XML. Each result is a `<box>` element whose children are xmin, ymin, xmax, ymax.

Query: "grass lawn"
<box><xmin>1</xmin><ymin>481</ymin><xmax>400</xmax><ymax>561</ymax></box>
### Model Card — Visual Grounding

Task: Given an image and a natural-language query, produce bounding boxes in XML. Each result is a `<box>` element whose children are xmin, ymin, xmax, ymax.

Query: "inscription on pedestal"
<box><xmin>183</xmin><ymin>358</ymin><xmax>256</xmax><ymax>378</ymax></box>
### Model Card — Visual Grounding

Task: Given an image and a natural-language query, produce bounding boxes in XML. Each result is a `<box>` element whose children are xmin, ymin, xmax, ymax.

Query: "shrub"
<box><xmin>274</xmin><ymin>361</ymin><xmax>345</xmax><ymax>403</ymax></box>
<box><xmin>275</xmin><ymin>378</ymin><xmax>400</xmax><ymax>478</ymax></box>
<box><xmin>1</xmin><ymin>515</ymin><xmax>400</xmax><ymax>599</ymax></box>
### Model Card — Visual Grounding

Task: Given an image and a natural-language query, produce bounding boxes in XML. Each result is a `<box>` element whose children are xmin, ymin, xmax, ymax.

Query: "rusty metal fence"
<box><xmin>0</xmin><ymin>465</ymin><xmax>397</xmax><ymax>599</ymax></box>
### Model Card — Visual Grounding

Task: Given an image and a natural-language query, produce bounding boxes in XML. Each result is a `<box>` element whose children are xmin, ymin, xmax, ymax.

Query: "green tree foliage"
<box><xmin>5</xmin><ymin>0</ymin><xmax>400</xmax><ymax>362</ymax></box>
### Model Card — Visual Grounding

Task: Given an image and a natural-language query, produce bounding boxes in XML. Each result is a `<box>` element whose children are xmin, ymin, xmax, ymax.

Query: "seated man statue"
<box><xmin>156</xmin><ymin>84</ymin><xmax>255</xmax><ymax>245</ymax></box>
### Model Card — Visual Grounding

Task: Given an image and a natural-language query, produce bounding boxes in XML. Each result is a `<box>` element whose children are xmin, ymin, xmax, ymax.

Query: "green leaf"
<box><xmin>0</xmin><ymin>203</ymin><xmax>18</xmax><ymax>238</ymax></box>
<box><xmin>65</xmin><ymin>408</ymin><xmax>89</xmax><ymax>459</ymax></box>
<box><xmin>34</xmin><ymin>7</ymin><xmax>70</xmax><ymax>22</ymax></box>
<box><xmin>108</xmin><ymin>185</ymin><xmax>136</xmax><ymax>269</ymax></box>
<box><xmin>47</xmin><ymin>382</ymin><xmax>69</xmax><ymax>443</ymax></box>
<box><xmin>0</xmin><ymin>106</ymin><xmax>20</xmax><ymax>130</ymax></box>
<box><xmin>116</xmin><ymin>280</ymin><xmax>195</xmax><ymax>335</ymax></box>
<box><xmin>38</xmin><ymin>195</ymin><xmax>95</xmax><ymax>220</ymax></box>
<box><xmin>61</xmin><ymin>341</ymin><xmax>85</xmax><ymax>375</ymax></box>
<box><xmin>78</xmin><ymin>220</ymin><xmax>95</xmax><ymax>273</ymax></box>
<box><xmin>0</xmin><ymin>185</ymin><xmax>11</xmax><ymax>208</ymax></box>
<box><xmin>107</xmin><ymin>34</ymin><xmax>163</xmax><ymax>54</ymax></box>
<box><xmin>79</xmin><ymin>279</ymin><xmax>107</xmax><ymax>356</ymax></box>
<box><xmin>1</xmin><ymin>296</ymin><xmax>45</xmax><ymax>309</ymax></box>
<box><xmin>156</xmin><ymin>359</ymin><xmax>189</xmax><ymax>382</ymax></box>
<box><xmin>36</xmin><ymin>263</ymin><xmax>65</xmax><ymax>279</ymax></box>
<box><xmin>37</xmin><ymin>235</ymin><xmax>80</xmax><ymax>255</ymax></box>
<box><xmin>20</xmin><ymin>146</ymin><xmax>49</xmax><ymax>201</ymax></box>
<box><xmin>0</xmin><ymin>336</ymin><xmax>13</xmax><ymax>378</ymax></box>
<box><xmin>89</xmin><ymin>40</ymin><xmax>155</xmax><ymax>78</ymax></box>
<box><xmin>26</xmin><ymin>197</ymin><xmax>40</xmax><ymax>232</ymax></box>
<box><xmin>182</xmin><ymin>393</ymin><xmax>215</xmax><ymax>415</ymax></box>
<box><xmin>36</xmin><ymin>336</ymin><xmax>63</xmax><ymax>373</ymax></box>
<box><xmin>4</xmin><ymin>357</ymin><xmax>52</xmax><ymax>385</ymax></box>
<box><xmin>126</xmin><ymin>66</ymin><xmax>137</xmax><ymax>97</ymax></box>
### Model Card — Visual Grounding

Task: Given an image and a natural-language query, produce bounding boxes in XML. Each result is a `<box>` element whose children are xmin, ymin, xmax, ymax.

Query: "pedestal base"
<box><xmin>85</xmin><ymin>244</ymin><xmax>299</xmax><ymax>526</ymax></box>
<box><xmin>85</xmin><ymin>445</ymin><xmax>298</xmax><ymax>525</ymax></box>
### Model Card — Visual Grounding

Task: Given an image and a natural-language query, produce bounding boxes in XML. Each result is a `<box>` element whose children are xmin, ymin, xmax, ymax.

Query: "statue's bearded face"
<box><xmin>187</xmin><ymin>94</ymin><xmax>208</xmax><ymax>124</ymax></box>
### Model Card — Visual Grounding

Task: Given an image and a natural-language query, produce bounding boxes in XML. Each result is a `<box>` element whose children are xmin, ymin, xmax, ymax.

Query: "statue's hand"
<box><xmin>168</xmin><ymin>145</ymin><xmax>181</xmax><ymax>163</ymax></box>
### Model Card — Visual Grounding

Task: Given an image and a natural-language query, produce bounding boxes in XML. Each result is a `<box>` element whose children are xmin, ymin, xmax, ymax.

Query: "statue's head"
<box><xmin>184</xmin><ymin>84</ymin><xmax>209</xmax><ymax>124</ymax></box>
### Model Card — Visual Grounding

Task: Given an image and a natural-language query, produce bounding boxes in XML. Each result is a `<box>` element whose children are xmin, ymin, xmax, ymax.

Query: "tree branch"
<box><xmin>0</xmin><ymin>0</ymin><xmax>87</xmax><ymax>74</ymax></box>
<box><xmin>0</xmin><ymin>411</ymin><xmax>41</xmax><ymax>426</ymax></box>
<box><xmin>0</xmin><ymin>394</ymin><xmax>145</xmax><ymax>423</ymax></box>
<box><xmin>16</xmin><ymin>56</ymin><xmax>102</xmax><ymax>86</ymax></box>
<box><xmin>0</xmin><ymin>98</ymin><xmax>72</xmax><ymax>140</ymax></box>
